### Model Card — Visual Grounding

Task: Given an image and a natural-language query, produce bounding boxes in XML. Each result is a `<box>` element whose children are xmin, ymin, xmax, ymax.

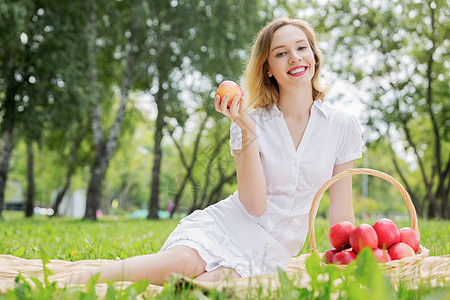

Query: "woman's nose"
<box><xmin>289</xmin><ymin>54</ymin><xmax>302</xmax><ymax>64</ymax></box>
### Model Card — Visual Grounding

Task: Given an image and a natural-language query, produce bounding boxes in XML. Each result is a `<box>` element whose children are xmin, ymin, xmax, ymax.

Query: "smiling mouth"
<box><xmin>288</xmin><ymin>66</ymin><xmax>307</xmax><ymax>75</ymax></box>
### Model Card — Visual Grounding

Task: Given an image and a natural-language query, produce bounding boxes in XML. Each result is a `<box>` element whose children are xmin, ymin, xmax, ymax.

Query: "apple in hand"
<box><xmin>215</xmin><ymin>80</ymin><xmax>243</xmax><ymax>109</ymax></box>
<box><xmin>372</xmin><ymin>218</ymin><xmax>400</xmax><ymax>249</ymax></box>
<box><xmin>323</xmin><ymin>249</ymin><xmax>339</xmax><ymax>264</ymax></box>
<box><xmin>372</xmin><ymin>248</ymin><xmax>392</xmax><ymax>263</ymax></box>
<box><xmin>328</xmin><ymin>221</ymin><xmax>355</xmax><ymax>250</ymax></box>
<box><xmin>333</xmin><ymin>250</ymin><xmax>357</xmax><ymax>265</ymax></box>
<box><xmin>349</xmin><ymin>223</ymin><xmax>378</xmax><ymax>253</ymax></box>
<box><xmin>399</xmin><ymin>227</ymin><xmax>420</xmax><ymax>253</ymax></box>
<box><xmin>388</xmin><ymin>242</ymin><xmax>415</xmax><ymax>260</ymax></box>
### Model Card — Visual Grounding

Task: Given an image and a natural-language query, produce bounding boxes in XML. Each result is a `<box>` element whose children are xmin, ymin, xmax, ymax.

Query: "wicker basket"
<box><xmin>308</xmin><ymin>168</ymin><xmax>429</xmax><ymax>281</ymax></box>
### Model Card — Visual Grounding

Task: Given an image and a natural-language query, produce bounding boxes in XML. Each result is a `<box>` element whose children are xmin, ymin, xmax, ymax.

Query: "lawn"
<box><xmin>0</xmin><ymin>211</ymin><xmax>449</xmax><ymax>299</ymax></box>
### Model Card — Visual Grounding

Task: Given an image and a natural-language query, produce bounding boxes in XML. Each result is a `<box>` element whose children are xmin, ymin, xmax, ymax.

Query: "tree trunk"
<box><xmin>85</xmin><ymin>72</ymin><xmax>132</xmax><ymax>221</ymax></box>
<box><xmin>425</xmin><ymin>1</ymin><xmax>446</xmax><ymax>220</ymax></box>
<box><xmin>170</xmin><ymin>172</ymin><xmax>191</xmax><ymax>218</ymax></box>
<box><xmin>103</xmin><ymin>180</ymin><xmax>111</xmax><ymax>215</ymax></box>
<box><xmin>52</xmin><ymin>188</ymin><xmax>68</xmax><ymax>217</ymax></box>
<box><xmin>188</xmin><ymin>170</ymin><xmax>236</xmax><ymax>213</ymax></box>
<box><xmin>85</xmin><ymin>147</ymin><xmax>107</xmax><ymax>219</ymax></box>
<box><xmin>84</xmin><ymin>6</ymin><xmax>135</xmax><ymax>220</ymax></box>
<box><xmin>441</xmin><ymin>156</ymin><xmax>450</xmax><ymax>219</ymax></box>
<box><xmin>427</xmin><ymin>194</ymin><xmax>438</xmax><ymax>219</ymax></box>
<box><xmin>84</xmin><ymin>80</ymin><xmax>132</xmax><ymax>220</ymax></box>
<box><xmin>389</xmin><ymin>148</ymin><xmax>422</xmax><ymax>217</ymax></box>
<box><xmin>168</xmin><ymin>114</ymin><xmax>208</xmax><ymax>217</ymax></box>
<box><xmin>119</xmin><ymin>176</ymin><xmax>136</xmax><ymax>210</ymax></box>
<box><xmin>148</xmin><ymin>103</ymin><xmax>164</xmax><ymax>219</ymax></box>
<box><xmin>192</xmin><ymin>131</ymin><xmax>231</xmax><ymax>211</ymax></box>
<box><xmin>83</xmin><ymin>6</ymin><xmax>102</xmax><ymax>220</ymax></box>
<box><xmin>187</xmin><ymin>131</ymin><xmax>237</xmax><ymax>213</ymax></box>
<box><xmin>0</xmin><ymin>81</ymin><xmax>17</xmax><ymax>218</ymax></box>
<box><xmin>0</xmin><ymin>128</ymin><xmax>14</xmax><ymax>218</ymax></box>
<box><xmin>443</xmin><ymin>171</ymin><xmax>449</xmax><ymax>219</ymax></box>
<box><xmin>205</xmin><ymin>169</ymin><xmax>235</xmax><ymax>208</ymax></box>
<box><xmin>25</xmin><ymin>141</ymin><xmax>34</xmax><ymax>217</ymax></box>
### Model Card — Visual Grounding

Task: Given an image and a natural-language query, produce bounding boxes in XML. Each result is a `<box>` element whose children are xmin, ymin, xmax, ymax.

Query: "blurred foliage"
<box><xmin>314</xmin><ymin>0</ymin><xmax>449</xmax><ymax>218</ymax></box>
<box><xmin>1</xmin><ymin>0</ymin><xmax>447</xmax><ymax>219</ymax></box>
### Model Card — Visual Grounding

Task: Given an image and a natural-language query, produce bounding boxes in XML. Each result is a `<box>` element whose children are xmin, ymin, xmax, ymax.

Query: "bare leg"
<box><xmin>194</xmin><ymin>266</ymin><xmax>241</xmax><ymax>282</ymax></box>
<box><xmin>67</xmin><ymin>246</ymin><xmax>207</xmax><ymax>286</ymax></box>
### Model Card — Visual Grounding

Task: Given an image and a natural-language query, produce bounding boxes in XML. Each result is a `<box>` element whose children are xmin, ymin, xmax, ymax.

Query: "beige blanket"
<box><xmin>1</xmin><ymin>254</ymin><xmax>449</xmax><ymax>297</ymax></box>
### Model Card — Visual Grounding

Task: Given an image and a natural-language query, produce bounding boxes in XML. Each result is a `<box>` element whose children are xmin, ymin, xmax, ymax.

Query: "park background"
<box><xmin>0</xmin><ymin>0</ymin><xmax>448</xmax><ymax>222</ymax></box>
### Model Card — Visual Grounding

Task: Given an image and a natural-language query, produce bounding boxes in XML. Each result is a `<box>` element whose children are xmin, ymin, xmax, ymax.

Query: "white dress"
<box><xmin>159</xmin><ymin>100</ymin><xmax>362</xmax><ymax>277</ymax></box>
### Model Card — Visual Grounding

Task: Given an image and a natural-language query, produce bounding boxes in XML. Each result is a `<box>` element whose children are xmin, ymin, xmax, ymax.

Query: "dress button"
<box><xmin>264</xmin><ymin>242</ymin><xmax>270</xmax><ymax>248</ymax></box>
<box><xmin>254</xmin><ymin>251</ymin><xmax>259</xmax><ymax>257</ymax></box>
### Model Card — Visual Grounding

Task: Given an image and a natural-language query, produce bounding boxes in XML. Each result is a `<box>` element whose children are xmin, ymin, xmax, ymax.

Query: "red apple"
<box><xmin>333</xmin><ymin>250</ymin><xmax>357</xmax><ymax>265</ymax></box>
<box><xmin>215</xmin><ymin>80</ymin><xmax>243</xmax><ymax>109</ymax></box>
<box><xmin>323</xmin><ymin>249</ymin><xmax>339</xmax><ymax>264</ymax></box>
<box><xmin>399</xmin><ymin>227</ymin><xmax>420</xmax><ymax>253</ymax></box>
<box><xmin>328</xmin><ymin>221</ymin><xmax>355</xmax><ymax>250</ymax></box>
<box><xmin>372</xmin><ymin>218</ymin><xmax>400</xmax><ymax>249</ymax></box>
<box><xmin>372</xmin><ymin>248</ymin><xmax>392</xmax><ymax>263</ymax></box>
<box><xmin>388</xmin><ymin>242</ymin><xmax>415</xmax><ymax>260</ymax></box>
<box><xmin>349</xmin><ymin>223</ymin><xmax>378</xmax><ymax>253</ymax></box>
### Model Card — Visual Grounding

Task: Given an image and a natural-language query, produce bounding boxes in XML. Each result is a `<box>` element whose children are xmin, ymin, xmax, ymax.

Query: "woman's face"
<box><xmin>266</xmin><ymin>25</ymin><xmax>315</xmax><ymax>91</ymax></box>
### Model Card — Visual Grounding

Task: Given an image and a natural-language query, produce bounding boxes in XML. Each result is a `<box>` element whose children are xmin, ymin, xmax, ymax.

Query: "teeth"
<box><xmin>289</xmin><ymin>67</ymin><xmax>306</xmax><ymax>74</ymax></box>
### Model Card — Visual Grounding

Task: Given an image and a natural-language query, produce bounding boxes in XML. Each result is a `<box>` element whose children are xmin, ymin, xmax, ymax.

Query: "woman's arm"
<box><xmin>232</xmin><ymin>135</ymin><xmax>267</xmax><ymax>217</ymax></box>
<box><xmin>329</xmin><ymin>160</ymin><xmax>355</xmax><ymax>227</ymax></box>
<box><xmin>215</xmin><ymin>93</ymin><xmax>267</xmax><ymax>217</ymax></box>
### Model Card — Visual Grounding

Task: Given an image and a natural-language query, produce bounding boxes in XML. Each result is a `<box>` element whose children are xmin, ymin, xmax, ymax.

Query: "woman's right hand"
<box><xmin>214</xmin><ymin>92</ymin><xmax>256</xmax><ymax>134</ymax></box>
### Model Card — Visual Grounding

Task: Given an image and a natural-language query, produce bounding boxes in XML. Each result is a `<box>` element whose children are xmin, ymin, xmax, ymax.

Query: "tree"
<box><xmin>26</xmin><ymin>1</ymin><xmax>91</xmax><ymax>217</ymax></box>
<box><xmin>187</xmin><ymin>117</ymin><xmax>238</xmax><ymax>212</ymax></box>
<box><xmin>83</xmin><ymin>0</ymin><xmax>151</xmax><ymax>220</ymax></box>
<box><xmin>0</xmin><ymin>0</ymin><xmax>33</xmax><ymax>218</ymax></box>
<box><xmin>103</xmin><ymin>98</ymin><xmax>152</xmax><ymax>213</ymax></box>
<box><xmin>318</xmin><ymin>0</ymin><xmax>449</xmax><ymax>218</ymax></box>
<box><xmin>0</xmin><ymin>0</ymin><xmax>90</xmax><ymax>217</ymax></box>
<box><xmin>147</xmin><ymin>0</ymin><xmax>270</xmax><ymax>218</ymax></box>
<box><xmin>166</xmin><ymin>108</ymin><xmax>238</xmax><ymax>216</ymax></box>
<box><xmin>24</xmin><ymin>140</ymin><xmax>34</xmax><ymax>217</ymax></box>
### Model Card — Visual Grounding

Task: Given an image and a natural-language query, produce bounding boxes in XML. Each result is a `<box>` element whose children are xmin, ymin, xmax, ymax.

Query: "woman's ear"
<box><xmin>267</xmin><ymin>68</ymin><xmax>273</xmax><ymax>77</ymax></box>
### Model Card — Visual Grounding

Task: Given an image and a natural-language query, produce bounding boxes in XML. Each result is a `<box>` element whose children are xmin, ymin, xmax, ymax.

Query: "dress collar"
<box><xmin>268</xmin><ymin>100</ymin><xmax>328</xmax><ymax>119</ymax></box>
<box><xmin>313</xmin><ymin>100</ymin><xmax>328</xmax><ymax>118</ymax></box>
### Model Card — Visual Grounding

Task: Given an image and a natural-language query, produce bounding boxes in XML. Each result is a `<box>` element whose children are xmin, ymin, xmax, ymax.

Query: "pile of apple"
<box><xmin>324</xmin><ymin>218</ymin><xmax>421</xmax><ymax>265</ymax></box>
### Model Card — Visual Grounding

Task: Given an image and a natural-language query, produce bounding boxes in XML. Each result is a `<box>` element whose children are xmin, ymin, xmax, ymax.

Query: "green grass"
<box><xmin>1</xmin><ymin>212</ymin><xmax>178</xmax><ymax>260</ymax></box>
<box><xmin>0</xmin><ymin>211</ymin><xmax>449</xmax><ymax>299</ymax></box>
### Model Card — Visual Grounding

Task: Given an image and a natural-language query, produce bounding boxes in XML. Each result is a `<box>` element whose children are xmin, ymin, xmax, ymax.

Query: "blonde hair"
<box><xmin>244</xmin><ymin>17</ymin><xmax>328</xmax><ymax>109</ymax></box>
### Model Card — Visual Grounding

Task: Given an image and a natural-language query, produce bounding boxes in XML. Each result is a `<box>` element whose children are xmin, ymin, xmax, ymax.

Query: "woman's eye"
<box><xmin>298</xmin><ymin>46</ymin><xmax>307</xmax><ymax>50</ymax></box>
<box><xmin>276</xmin><ymin>52</ymin><xmax>286</xmax><ymax>57</ymax></box>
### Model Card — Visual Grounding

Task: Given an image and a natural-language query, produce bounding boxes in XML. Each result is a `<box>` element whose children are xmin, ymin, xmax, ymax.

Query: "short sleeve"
<box><xmin>335</xmin><ymin>115</ymin><xmax>363</xmax><ymax>165</ymax></box>
<box><xmin>229</xmin><ymin>121</ymin><xmax>242</xmax><ymax>157</ymax></box>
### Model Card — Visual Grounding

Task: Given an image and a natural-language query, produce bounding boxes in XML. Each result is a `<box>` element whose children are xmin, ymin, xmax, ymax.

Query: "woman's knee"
<box><xmin>163</xmin><ymin>246</ymin><xmax>207</xmax><ymax>276</ymax></box>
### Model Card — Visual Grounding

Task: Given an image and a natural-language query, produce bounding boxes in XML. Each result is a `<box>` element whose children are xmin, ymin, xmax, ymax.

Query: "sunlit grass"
<box><xmin>1</xmin><ymin>212</ymin><xmax>178</xmax><ymax>260</ymax></box>
<box><xmin>0</xmin><ymin>211</ymin><xmax>448</xmax><ymax>299</ymax></box>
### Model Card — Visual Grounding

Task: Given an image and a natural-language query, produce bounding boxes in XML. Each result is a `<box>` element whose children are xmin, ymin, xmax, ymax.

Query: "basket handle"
<box><xmin>308</xmin><ymin>168</ymin><xmax>419</xmax><ymax>254</ymax></box>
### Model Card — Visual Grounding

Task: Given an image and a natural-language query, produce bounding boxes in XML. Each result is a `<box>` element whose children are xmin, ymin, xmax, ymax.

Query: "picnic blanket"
<box><xmin>1</xmin><ymin>254</ymin><xmax>449</xmax><ymax>297</ymax></box>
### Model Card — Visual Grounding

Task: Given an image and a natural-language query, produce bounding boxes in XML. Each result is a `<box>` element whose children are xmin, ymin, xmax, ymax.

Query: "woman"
<box><xmin>69</xmin><ymin>17</ymin><xmax>362</xmax><ymax>285</ymax></box>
